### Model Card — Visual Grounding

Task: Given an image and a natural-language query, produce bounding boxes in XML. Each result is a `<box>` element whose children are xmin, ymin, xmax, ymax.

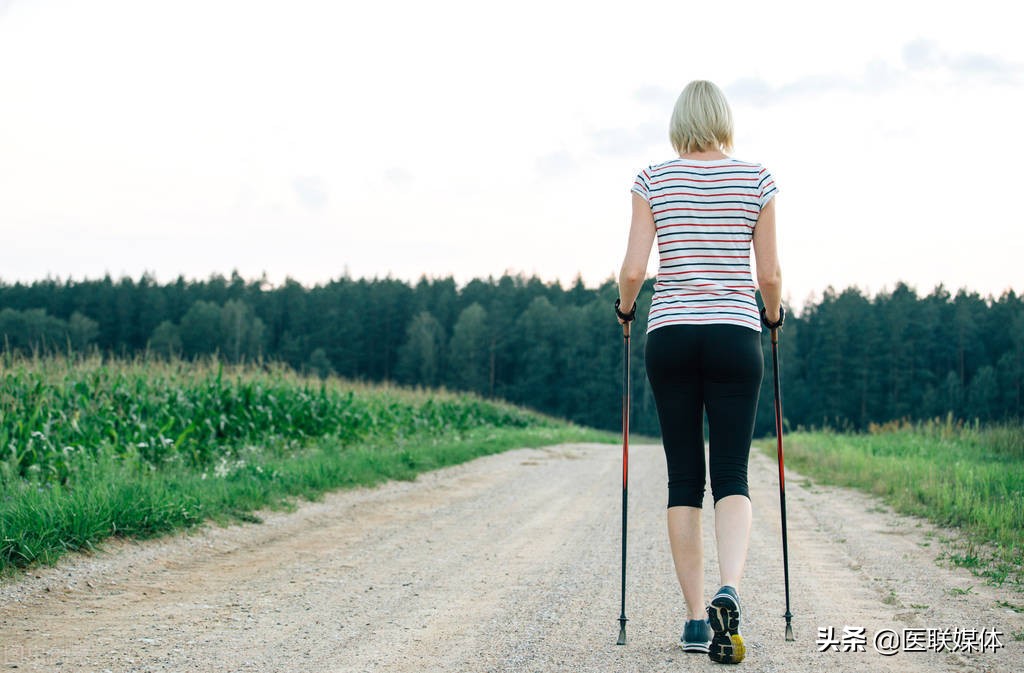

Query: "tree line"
<box><xmin>1</xmin><ymin>271</ymin><xmax>1021</xmax><ymax>436</ymax></box>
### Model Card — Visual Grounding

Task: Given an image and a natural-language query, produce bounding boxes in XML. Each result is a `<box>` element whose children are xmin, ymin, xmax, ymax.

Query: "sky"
<box><xmin>1</xmin><ymin>0</ymin><xmax>1022</xmax><ymax>309</ymax></box>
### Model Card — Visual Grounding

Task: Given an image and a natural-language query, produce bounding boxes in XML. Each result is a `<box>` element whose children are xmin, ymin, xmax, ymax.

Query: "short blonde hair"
<box><xmin>669</xmin><ymin>80</ymin><xmax>734</xmax><ymax>154</ymax></box>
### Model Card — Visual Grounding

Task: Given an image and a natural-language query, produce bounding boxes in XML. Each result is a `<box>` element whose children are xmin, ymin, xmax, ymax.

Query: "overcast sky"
<box><xmin>1</xmin><ymin>0</ymin><xmax>1022</xmax><ymax>308</ymax></box>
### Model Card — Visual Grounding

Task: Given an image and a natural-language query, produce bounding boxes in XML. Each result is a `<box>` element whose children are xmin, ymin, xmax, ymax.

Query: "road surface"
<box><xmin>2</xmin><ymin>442</ymin><xmax>1022</xmax><ymax>672</ymax></box>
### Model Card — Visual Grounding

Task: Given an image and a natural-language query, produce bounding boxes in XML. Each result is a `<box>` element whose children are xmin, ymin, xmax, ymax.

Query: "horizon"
<box><xmin>2</xmin><ymin>267</ymin><xmax>1017</xmax><ymax>316</ymax></box>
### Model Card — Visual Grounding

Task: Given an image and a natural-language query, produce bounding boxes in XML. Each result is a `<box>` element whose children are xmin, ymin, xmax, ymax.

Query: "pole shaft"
<box><xmin>619</xmin><ymin>325</ymin><xmax>630</xmax><ymax>628</ymax></box>
<box><xmin>771</xmin><ymin>328</ymin><xmax>793</xmax><ymax>628</ymax></box>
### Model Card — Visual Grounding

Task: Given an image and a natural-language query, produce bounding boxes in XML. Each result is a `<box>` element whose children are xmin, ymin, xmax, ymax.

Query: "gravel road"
<box><xmin>2</xmin><ymin>442</ymin><xmax>1022</xmax><ymax>672</ymax></box>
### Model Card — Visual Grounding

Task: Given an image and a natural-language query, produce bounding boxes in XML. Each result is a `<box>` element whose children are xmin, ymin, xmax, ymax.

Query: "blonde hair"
<box><xmin>669</xmin><ymin>80</ymin><xmax>734</xmax><ymax>154</ymax></box>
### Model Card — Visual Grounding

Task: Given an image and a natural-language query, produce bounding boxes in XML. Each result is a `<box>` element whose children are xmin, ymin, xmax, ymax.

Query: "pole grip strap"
<box><xmin>615</xmin><ymin>298</ymin><xmax>637</xmax><ymax>323</ymax></box>
<box><xmin>760</xmin><ymin>305</ymin><xmax>785</xmax><ymax>330</ymax></box>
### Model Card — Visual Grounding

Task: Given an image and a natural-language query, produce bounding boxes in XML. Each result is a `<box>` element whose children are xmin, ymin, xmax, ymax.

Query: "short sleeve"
<box><xmin>630</xmin><ymin>168</ymin><xmax>651</xmax><ymax>204</ymax></box>
<box><xmin>757</xmin><ymin>166</ymin><xmax>778</xmax><ymax>208</ymax></box>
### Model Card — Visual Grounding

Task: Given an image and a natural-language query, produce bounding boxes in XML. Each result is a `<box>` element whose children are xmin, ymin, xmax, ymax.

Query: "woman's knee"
<box><xmin>711</xmin><ymin>481</ymin><xmax>750</xmax><ymax>505</ymax></box>
<box><xmin>710</xmin><ymin>459</ymin><xmax>749</xmax><ymax>504</ymax></box>
<box><xmin>668</xmin><ymin>478</ymin><xmax>706</xmax><ymax>509</ymax></box>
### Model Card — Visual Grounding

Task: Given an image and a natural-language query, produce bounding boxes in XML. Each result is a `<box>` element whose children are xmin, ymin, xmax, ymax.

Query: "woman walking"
<box><xmin>615</xmin><ymin>80</ymin><xmax>783</xmax><ymax>664</ymax></box>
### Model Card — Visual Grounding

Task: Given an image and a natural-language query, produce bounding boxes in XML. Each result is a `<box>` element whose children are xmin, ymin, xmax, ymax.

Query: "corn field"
<box><xmin>0</xmin><ymin>354</ymin><xmax>544</xmax><ymax>488</ymax></box>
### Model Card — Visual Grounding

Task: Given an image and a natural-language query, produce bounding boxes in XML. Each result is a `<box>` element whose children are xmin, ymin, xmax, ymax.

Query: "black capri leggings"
<box><xmin>644</xmin><ymin>323</ymin><xmax>764</xmax><ymax>509</ymax></box>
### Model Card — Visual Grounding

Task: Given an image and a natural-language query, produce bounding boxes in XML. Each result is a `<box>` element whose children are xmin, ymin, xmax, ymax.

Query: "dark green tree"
<box><xmin>447</xmin><ymin>303</ymin><xmax>490</xmax><ymax>396</ymax></box>
<box><xmin>149</xmin><ymin>320</ymin><xmax>183</xmax><ymax>359</ymax></box>
<box><xmin>967</xmin><ymin>366</ymin><xmax>999</xmax><ymax>422</ymax></box>
<box><xmin>219</xmin><ymin>299</ymin><xmax>265</xmax><ymax>362</ymax></box>
<box><xmin>397</xmin><ymin>311</ymin><xmax>446</xmax><ymax>387</ymax></box>
<box><xmin>179</xmin><ymin>301</ymin><xmax>222</xmax><ymax>358</ymax></box>
<box><xmin>309</xmin><ymin>347</ymin><xmax>333</xmax><ymax>379</ymax></box>
<box><xmin>67</xmin><ymin>311</ymin><xmax>99</xmax><ymax>352</ymax></box>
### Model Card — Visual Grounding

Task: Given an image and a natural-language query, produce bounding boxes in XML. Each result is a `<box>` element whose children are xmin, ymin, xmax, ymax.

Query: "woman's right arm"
<box><xmin>752</xmin><ymin>197</ymin><xmax>782</xmax><ymax>322</ymax></box>
<box><xmin>617</xmin><ymin>192</ymin><xmax>656</xmax><ymax>318</ymax></box>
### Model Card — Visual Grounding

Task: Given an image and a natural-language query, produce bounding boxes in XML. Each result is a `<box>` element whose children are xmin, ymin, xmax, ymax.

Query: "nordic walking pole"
<box><xmin>614</xmin><ymin>300</ymin><xmax>633</xmax><ymax>646</ymax></box>
<box><xmin>767</xmin><ymin>313</ymin><xmax>795</xmax><ymax>641</ymax></box>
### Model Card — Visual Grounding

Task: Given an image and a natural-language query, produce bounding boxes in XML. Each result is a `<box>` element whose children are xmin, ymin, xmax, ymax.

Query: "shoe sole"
<box><xmin>707</xmin><ymin>594</ymin><xmax>745</xmax><ymax>664</ymax></box>
<box><xmin>680</xmin><ymin>641</ymin><xmax>711</xmax><ymax>653</ymax></box>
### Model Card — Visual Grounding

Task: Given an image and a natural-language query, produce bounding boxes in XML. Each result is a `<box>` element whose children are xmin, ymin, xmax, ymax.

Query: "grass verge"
<box><xmin>758</xmin><ymin>420</ymin><xmax>1023</xmax><ymax>589</ymax></box>
<box><xmin>1</xmin><ymin>424</ymin><xmax>612</xmax><ymax>579</ymax></box>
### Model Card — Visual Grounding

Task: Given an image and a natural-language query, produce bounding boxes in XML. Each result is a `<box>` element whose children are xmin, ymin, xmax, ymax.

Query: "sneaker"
<box><xmin>679</xmin><ymin>618</ymin><xmax>712</xmax><ymax>653</ymax></box>
<box><xmin>707</xmin><ymin>585</ymin><xmax>745</xmax><ymax>664</ymax></box>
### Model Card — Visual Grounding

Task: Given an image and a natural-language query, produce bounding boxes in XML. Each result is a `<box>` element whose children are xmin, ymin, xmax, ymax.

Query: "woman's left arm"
<box><xmin>617</xmin><ymin>192</ymin><xmax>656</xmax><ymax>320</ymax></box>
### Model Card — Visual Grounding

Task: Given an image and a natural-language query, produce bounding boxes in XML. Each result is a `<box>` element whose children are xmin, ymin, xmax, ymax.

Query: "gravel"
<box><xmin>2</xmin><ymin>441</ymin><xmax>1021</xmax><ymax>672</ymax></box>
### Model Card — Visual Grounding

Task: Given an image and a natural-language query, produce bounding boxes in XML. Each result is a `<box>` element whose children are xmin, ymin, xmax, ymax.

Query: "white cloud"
<box><xmin>535</xmin><ymin>151</ymin><xmax>575</xmax><ymax>178</ymax></box>
<box><xmin>383</xmin><ymin>167</ymin><xmax>415</xmax><ymax>191</ymax></box>
<box><xmin>589</xmin><ymin>122</ymin><xmax>664</xmax><ymax>157</ymax></box>
<box><xmin>632</xmin><ymin>85</ymin><xmax>675</xmax><ymax>108</ymax></box>
<box><xmin>292</xmin><ymin>176</ymin><xmax>328</xmax><ymax>211</ymax></box>
<box><xmin>902</xmin><ymin>38</ymin><xmax>1022</xmax><ymax>80</ymax></box>
<box><xmin>725</xmin><ymin>40</ymin><xmax>1021</xmax><ymax>106</ymax></box>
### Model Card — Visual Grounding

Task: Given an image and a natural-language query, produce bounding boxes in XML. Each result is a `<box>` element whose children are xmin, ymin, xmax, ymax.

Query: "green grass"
<box><xmin>0</xmin><ymin>354</ymin><xmax>614</xmax><ymax>576</ymax></box>
<box><xmin>761</xmin><ymin>419</ymin><xmax>1024</xmax><ymax>588</ymax></box>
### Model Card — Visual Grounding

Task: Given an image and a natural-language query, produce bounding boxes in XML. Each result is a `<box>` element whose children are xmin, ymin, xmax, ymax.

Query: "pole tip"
<box><xmin>617</xmin><ymin>619</ymin><xmax>627</xmax><ymax>645</ymax></box>
<box><xmin>785</xmin><ymin>622</ymin><xmax>795</xmax><ymax>642</ymax></box>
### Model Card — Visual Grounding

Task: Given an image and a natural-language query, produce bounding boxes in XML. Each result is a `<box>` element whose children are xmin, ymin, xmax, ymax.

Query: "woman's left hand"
<box><xmin>614</xmin><ymin>299</ymin><xmax>636</xmax><ymax>325</ymax></box>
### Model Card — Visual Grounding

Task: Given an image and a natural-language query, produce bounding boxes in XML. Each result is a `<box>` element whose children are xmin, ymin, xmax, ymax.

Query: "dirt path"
<box><xmin>2</xmin><ymin>442</ymin><xmax>1022</xmax><ymax>672</ymax></box>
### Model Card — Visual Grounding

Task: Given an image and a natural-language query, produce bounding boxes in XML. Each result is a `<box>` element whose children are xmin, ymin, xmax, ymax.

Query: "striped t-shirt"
<box><xmin>631</xmin><ymin>157</ymin><xmax>778</xmax><ymax>334</ymax></box>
